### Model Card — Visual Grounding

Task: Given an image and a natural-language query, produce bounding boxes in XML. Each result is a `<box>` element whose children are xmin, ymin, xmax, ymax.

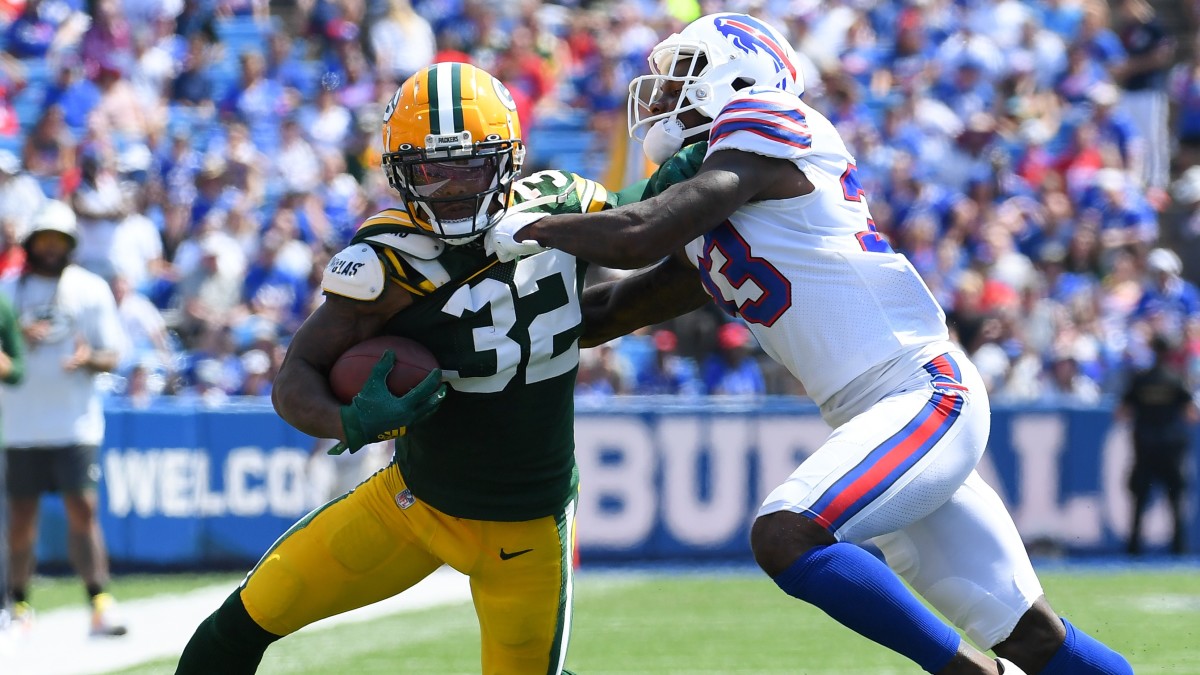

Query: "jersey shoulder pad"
<box><xmin>351</xmin><ymin>209</ymin><xmax>445</xmax><ymax>260</ymax></box>
<box><xmin>322</xmin><ymin>243</ymin><xmax>386</xmax><ymax>301</ymax></box>
<box><xmin>707</xmin><ymin>87</ymin><xmax>812</xmax><ymax>160</ymax></box>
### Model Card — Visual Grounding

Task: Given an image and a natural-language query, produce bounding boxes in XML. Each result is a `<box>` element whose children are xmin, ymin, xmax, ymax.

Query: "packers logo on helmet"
<box><xmin>381</xmin><ymin>63</ymin><xmax>526</xmax><ymax>243</ymax></box>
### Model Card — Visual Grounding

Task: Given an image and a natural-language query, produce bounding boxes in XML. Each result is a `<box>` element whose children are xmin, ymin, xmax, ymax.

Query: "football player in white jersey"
<box><xmin>488</xmin><ymin>13</ymin><xmax>1133</xmax><ymax>675</ymax></box>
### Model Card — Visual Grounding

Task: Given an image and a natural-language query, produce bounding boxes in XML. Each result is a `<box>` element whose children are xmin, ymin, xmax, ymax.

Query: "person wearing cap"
<box><xmin>701</xmin><ymin>322</ymin><xmax>765</xmax><ymax>397</ymax></box>
<box><xmin>0</xmin><ymin>199</ymin><xmax>128</xmax><ymax>637</ymax></box>
<box><xmin>632</xmin><ymin>328</ymin><xmax>702</xmax><ymax>396</ymax></box>
<box><xmin>1116</xmin><ymin>333</ymin><xmax>1199</xmax><ymax>555</ymax></box>
<box><xmin>1131</xmin><ymin>248</ymin><xmax>1199</xmax><ymax>346</ymax></box>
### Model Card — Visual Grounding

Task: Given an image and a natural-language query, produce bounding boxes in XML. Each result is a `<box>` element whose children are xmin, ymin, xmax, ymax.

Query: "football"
<box><xmin>329</xmin><ymin>336</ymin><xmax>439</xmax><ymax>404</ymax></box>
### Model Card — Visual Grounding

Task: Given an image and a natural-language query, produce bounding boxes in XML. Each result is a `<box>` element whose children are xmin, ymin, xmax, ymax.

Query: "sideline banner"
<box><xmin>32</xmin><ymin>399</ymin><xmax>1199</xmax><ymax>567</ymax></box>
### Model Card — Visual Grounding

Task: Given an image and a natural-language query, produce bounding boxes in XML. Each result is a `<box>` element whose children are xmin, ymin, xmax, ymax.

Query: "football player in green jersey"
<box><xmin>176</xmin><ymin>63</ymin><xmax>706</xmax><ymax>675</ymax></box>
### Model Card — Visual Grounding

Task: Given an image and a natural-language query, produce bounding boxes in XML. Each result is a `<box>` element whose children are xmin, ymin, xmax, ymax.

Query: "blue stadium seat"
<box><xmin>0</xmin><ymin>136</ymin><xmax>22</xmax><ymax>155</ymax></box>
<box><xmin>215</xmin><ymin>16</ymin><xmax>279</xmax><ymax>56</ymax></box>
<box><xmin>13</xmin><ymin>91</ymin><xmax>43</xmax><ymax>132</ymax></box>
<box><xmin>21</xmin><ymin>58</ymin><xmax>53</xmax><ymax>87</ymax></box>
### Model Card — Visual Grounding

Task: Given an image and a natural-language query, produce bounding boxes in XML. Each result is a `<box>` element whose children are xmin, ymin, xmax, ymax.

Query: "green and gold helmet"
<box><xmin>381</xmin><ymin>62</ymin><xmax>525</xmax><ymax>243</ymax></box>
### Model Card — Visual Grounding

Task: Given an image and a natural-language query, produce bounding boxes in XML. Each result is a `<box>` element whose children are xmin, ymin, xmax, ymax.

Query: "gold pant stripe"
<box><xmin>240</xmin><ymin>462</ymin><xmax>577</xmax><ymax>675</ymax></box>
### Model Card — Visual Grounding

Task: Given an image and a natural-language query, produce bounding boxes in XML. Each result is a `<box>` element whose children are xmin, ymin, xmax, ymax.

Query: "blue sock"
<box><xmin>1041</xmin><ymin>618</ymin><xmax>1133</xmax><ymax>675</ymax></box>
<box><xmin>773</xmin><ymin>542</ymin><xmax>961</xmax><ymax>673</ymax></box>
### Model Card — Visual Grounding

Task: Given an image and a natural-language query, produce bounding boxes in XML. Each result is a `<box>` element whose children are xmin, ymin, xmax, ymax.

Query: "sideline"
<box><xmin>0</xmin><ymin>567</ymin><xmax>472</xmax><ymax>675</ymax></box>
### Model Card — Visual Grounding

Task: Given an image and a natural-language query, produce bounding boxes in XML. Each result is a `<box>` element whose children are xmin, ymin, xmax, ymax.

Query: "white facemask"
<box><xmin>642</xmin><ymin>118</ymin><xmax>687</xmax><ymax>164</ymax></box>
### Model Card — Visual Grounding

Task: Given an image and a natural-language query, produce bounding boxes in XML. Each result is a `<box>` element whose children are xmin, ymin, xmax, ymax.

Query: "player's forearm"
<box><xmin>272</xmin><ymin>359</ymin><xmax>348</xmax><ymax>441</ymax></box>
<box><xmin>524</xmin><ymin>170</ymin><xmax>745</xmax><ymax>269</ymax></box>
<box><xmin>86</xmin><ymin>349</ymin><xmax>119</xmax><ymax>373</ymax></box>
<box><xmin>580</xmin><ymin>253</ymin><xmax>710</xmax><ymax>347</ymax></box>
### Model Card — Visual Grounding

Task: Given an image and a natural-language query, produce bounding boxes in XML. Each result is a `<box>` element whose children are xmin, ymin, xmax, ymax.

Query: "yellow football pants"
<box><xmin>240</xmin><ymin>461</ymin><xmax>576</xmax><ymax>675</ymax></box>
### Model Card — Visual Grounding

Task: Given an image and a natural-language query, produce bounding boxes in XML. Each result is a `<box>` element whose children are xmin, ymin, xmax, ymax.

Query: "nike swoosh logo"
<box><xmin>499</xmin><ymin>547</ymin><xmax>534</xmax><ymax>560</ymax></box>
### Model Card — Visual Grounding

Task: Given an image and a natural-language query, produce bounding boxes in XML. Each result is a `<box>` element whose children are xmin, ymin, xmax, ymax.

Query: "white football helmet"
<box><xmin>628</xmin><ymin>13</ymin><xmax>804</xmax><ymax>149</ymax></box>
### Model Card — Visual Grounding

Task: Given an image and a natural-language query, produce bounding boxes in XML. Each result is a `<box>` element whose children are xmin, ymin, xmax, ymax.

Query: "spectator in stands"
<box><xmin>209</xmin><ymin>120</ymin><xmax>265</xmax><ymax>202</ymax></box>
<box><xmin>171</xmin><ymin>34</ymin><xmax>217</xmax><ymax>107</ymax></box>
<box><xmin>1169</xmin><ymin>37</ymin><xmax>1200</xmax><ymax>172</ymax></box>
<box><xmin>0</xmin><ymin>149</ymin><xmax>45</xmax><ymax>237</ymax></box>
<box><xmin>110</xmin><ymin>272</ymin><xmax>172</xmax><ymax>374</ymax></box>
<box><xmin>5</xmin><ymin>0</ymin><xmax>61</xmax><ymax>59</ymax></box>
<box><xmin>1056</xmin><ymin>42</ymin><xmax>1111</xmax><ymax>105</ymax></box>
<box><xmin>1114</xmin><ymin>0</ymin><xmax>1173</xmax><ymax>193</ymax></box>
<box><xmin>70</xmin><ymin>147</ymin><xmax>129</xmax><ymax>279</ymax></box>
<box><xmin>80</xmin><ymin>0</ymin><xmax>132</xmax><ymax>69</ymax></box>
<box><xmin>91</xmin><ymin>58</ymin><xmax>155</xmax><ymax>143</ymax></box>
<box><xmin>314</xmin><ymin>148</ymin><xmax>365</xmax><ymax>246</ymax></box>
<box><xmin>242</xmin><ymin>229</ymin><xmax>308</xmax><ymax>331</ymax></box>
<box><xmin>702</xmin><ymin>323</ymin><xmax>765</xmax><ymax>397</ymax></box>
<box><xmin>265</xmin><ymin>30</ymin><xmax>310</xmax><ymax>96</ymax></box>
<box><xmin>1086</xmin><ymin>169</ymin><xmax>1158</xmax><ymax>251</ymax></box>
<box><xmin>632</xmin><ymin>329</ymin><xmax>702</xmax><ymax>396</ymax></box>
<box><xmin>1086</xmin><ymin>82</ymin><xmax>1144</xmax><ymax>179</ymax></box>
<box><xmin>275</xmin><ymin>117</ymin><xmax>321</xmax><ymax>195</ymax></box>
<box><xmin>1077</xmin><ymin>1</ymin><xmax>1128</xmax><ymax>72</ymax></box>
<box><xmin>221</xmin><ymin>50</ymin><xmax>290</xmax><ymax>134</ymax></box>
<box><xmin>332</xmin><ymin>44</ymin><xmax>377</xmax><ymax>111</ymax></box>
<box><xmin>0</xmin><ymin>200</ymin><xmax>127</xmax><ymax>636</ymax></box>
<box><xmin>1041</xmin><ymin>343</ymin><xmax>1103</xmax><ymax>403</ymax></box>
<box><xmin>1131</xmin><ymin>248</ymin><xmax>1200</xmax><ymax>348</ymax></box>
<box><xmin>128</xmin><ymin>17</ymin><xmax>179</xmax><ymax>110</ymax></box>
<box><xmin>368</xmin><ymin>0</ymin><xmax>435</xmax><ymax>83</ymax></box>
<box><xmin>299</xmin><ymin>85</ymin><xmax>352</xmax><ymax>153</ymax></box>
<box><xmin>118</xmin><ymin>357</ymin><xmax>161</xmax><ymax>408</ymax></box>
<box><xmin>576</xmin><ymin>342</ymin><xmax>630</xmax><ymax>399</ymax></box>
<box><xmin>171</xmin><ymin>217</ymin><xmax>245</xmax><ymax>342</ymax></box>
<box><xmin>1118</xmin><ymin>333</ymin><xmax>1199</xmax><ymax>555</ymax></box>
<box><xmin>237</xmin><ymin>348</ymin><xmax>271</xmax><ymax>396</ymax></box>
<box><xmin>21</xmin><ymin>104</ymin><xmax>74</xmax><ymax>181</ymax></box>
<box><xmin>42</xmin><ymin>56</ymin><xmax>98</xmax><ymax>134</ymax></box>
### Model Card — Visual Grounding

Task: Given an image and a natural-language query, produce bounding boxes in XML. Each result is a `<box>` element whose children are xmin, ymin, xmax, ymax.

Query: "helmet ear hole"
<box><xmin>732</xmin><ymin>77</ymin><xmax>754</xmax><ymax>91</ymax></box>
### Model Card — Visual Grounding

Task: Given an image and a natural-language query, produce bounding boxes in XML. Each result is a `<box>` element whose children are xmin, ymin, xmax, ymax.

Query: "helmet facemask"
<box><xmin>383</xmin><ymin>131</ymin><xmax>525</xmax><ymax>244</ymax></box>
<box><xmin>627</xmin><ymin>13</ymin><xmax>804</xmax><ymax>151</ymax></box>
<box><xmin>628</xmin><ymin>43</ymin><xmax>717</xmax><ymax>145</ymax></box>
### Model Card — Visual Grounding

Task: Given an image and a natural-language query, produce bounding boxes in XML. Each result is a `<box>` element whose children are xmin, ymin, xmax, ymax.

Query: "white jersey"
<box><xmin>684</xmin><ymin>87</ymin><xmax>949</xmax><ymax>413</ymax></box>
<box><xmin>0</xmin><ymin>265</ymin><xmax>128</xmax><ymax>447</ymax></box>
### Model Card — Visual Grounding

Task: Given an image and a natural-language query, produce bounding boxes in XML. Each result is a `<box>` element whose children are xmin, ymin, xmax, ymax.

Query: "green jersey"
<box><xmin>349</xmin><ymin>170</ymin><xmax>613</xmax><ymax>521</ymax></box>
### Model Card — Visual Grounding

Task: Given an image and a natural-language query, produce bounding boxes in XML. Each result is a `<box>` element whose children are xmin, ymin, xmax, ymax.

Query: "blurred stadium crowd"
<box><xmin>0</xmin><ymin>0</ymin><xmax>1196</xmax><ymax>404</ymax></box>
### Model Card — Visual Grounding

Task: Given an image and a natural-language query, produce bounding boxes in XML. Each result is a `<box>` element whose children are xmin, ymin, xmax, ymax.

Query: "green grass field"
<box><xmin>75</xmin><ymin>564</ymin><xmax>1200</xmax><ymax>674</ymax></box>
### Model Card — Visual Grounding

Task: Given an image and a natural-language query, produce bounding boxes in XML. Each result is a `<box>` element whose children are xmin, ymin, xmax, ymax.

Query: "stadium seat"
<box><xmin>22</xmin><ymin>58</ymin><xmax>53</xmax><ymax>87</ymax></box>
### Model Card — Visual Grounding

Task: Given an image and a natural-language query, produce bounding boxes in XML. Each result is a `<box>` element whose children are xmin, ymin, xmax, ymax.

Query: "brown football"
<box><xmin>329</xmin><ymin>336</ymin><xmax>439</xmax><ymax>404</ymax></box>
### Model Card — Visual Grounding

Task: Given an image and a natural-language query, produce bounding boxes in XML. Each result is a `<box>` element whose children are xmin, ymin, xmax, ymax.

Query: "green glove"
<box><xmin>330</xmin><ymin>351</ymin><xmax>447</xmax><ymax>455</ymax></box>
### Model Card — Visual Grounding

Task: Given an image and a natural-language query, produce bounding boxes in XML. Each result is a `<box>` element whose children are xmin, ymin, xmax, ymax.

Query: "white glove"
<box><xmin>485</xmin><ymin>210</ymin><xmax>549</xmax><ymax>263</ymax></box>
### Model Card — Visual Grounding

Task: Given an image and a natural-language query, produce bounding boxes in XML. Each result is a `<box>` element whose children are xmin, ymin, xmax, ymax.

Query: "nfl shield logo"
<box><xmin>395</xmin><ymin>489</ymin><xmax>415</xmax><ymax>510</ymax></box>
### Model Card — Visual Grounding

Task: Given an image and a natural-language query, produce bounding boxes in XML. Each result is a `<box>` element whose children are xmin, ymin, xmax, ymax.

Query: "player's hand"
<box><xmin>62</xmin><ymin>337</ymin><xmax>92</xmax><ymax>371</ymax></box>
<box><xmin>22</xmin><ymin>320</ymin><xmax>51</xmax><ymax>345</ymax></box>
<box><xmin>485</xmin><ymin>210</ymin><xmax>548</xmax><ymax>263</ymax></box>
<box><xmin>334</xmin><ymin>351</ymin><xmax>447</xmax><ymax>455</ymax></box>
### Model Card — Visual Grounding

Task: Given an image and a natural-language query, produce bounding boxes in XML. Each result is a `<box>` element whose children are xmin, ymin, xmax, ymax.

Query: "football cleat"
<box><xmin>10</xmin><ymin>601</ymin><xmax>34</xmax><ymax>633</ymax></box>
<box><xmin>89</xmin><ymin>593</ymin><xmax>128</xmax><ymax>637</ymax></box>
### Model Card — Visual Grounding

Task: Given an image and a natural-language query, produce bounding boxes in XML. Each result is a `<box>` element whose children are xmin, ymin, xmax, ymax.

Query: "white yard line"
<box><xmin>0</xmin><ymin>567</ymin><xmax>473</xmax><ymax>675</ymax></box>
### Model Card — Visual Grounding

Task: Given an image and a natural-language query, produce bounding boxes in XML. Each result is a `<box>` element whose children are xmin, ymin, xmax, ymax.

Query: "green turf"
<box><xmin>24</xmin><ymin>573</ymin><xmax>241</xmax><ymax>614</ymax></box>
<box><xmin>109</xmin><ymin>567</ymin><xmax>1200</xmax><ymax>674</ymax></box>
